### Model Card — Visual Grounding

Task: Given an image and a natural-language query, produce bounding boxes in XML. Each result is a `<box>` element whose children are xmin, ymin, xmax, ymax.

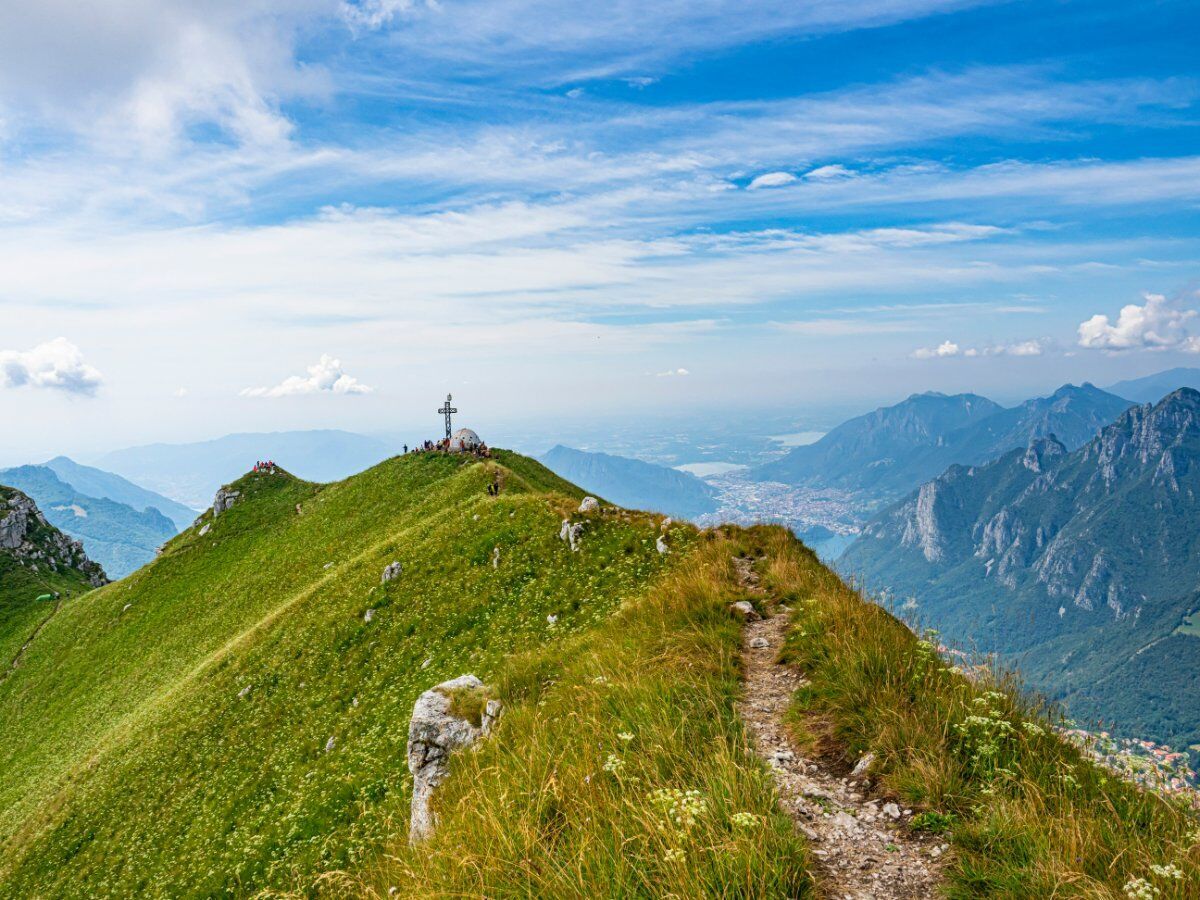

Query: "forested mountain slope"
<box><xmin>842</xmin><ymin>388</ymin><xmax>1200</xmax><ymax>754</ymax></box>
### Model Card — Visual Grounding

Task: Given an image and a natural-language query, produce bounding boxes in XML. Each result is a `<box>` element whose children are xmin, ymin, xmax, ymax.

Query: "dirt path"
<box><xmin>2</xmin><ymin>599</ymin><xmax>63</xmax><ymax>684</ymax></box>
<box><xmin>734</xmin><ymin>557</ymin><xmax>943</xmax><ymax>899</ymax></box>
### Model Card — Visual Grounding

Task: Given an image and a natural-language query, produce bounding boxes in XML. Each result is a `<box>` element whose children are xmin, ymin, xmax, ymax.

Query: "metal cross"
<box><xmin>438</xmin><ymin>394</ymin><xmax>457</xmax><ymax>439</ymax></box>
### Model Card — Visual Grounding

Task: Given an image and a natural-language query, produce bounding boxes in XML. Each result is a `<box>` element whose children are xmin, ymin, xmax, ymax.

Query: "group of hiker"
<box><xmin>253</xmin><ymin>460</ymin><xmax>277</xmax><ymax>474</ymax></box>
<box><xmin>405</xmin><ymin>439</ymin><xmax>493</xmax><ymax>458</ymax></box>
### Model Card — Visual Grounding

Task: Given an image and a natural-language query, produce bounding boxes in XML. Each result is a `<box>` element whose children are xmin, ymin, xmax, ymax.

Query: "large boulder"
<box><xmin>578</xmin><ymin>496</ymin><xmax>600</xmax><ymax>513</ymax></box>
<box><xmin>212</xmin><ymin>488</ymin><xmax>240</xmax><ymax>517</ymax></box>
<box><xmin>381</xmin><ymin>561</ymin><xmax>403</xmax><ymax>583</ymax></box>
<box><xmin>407</xmin><ymin>674</ymin><xmax>501</xmax><ymax>843</ymax></box>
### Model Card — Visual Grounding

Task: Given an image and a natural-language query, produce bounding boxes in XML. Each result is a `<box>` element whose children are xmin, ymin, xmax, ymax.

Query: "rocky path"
<box><xmin>734</xmin><ymin>557</ymin><xmax>943</xmax><ymax>899</ymax></box>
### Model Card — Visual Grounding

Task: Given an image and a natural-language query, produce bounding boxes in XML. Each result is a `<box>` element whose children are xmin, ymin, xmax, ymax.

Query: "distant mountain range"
<box><xmin>0</xmin><ymin>466</ymin><xmax>176</xmax><ymax>580</ymax></box>
<box><xmin>1105</xmin><ymin>366</ymin><xmax>1200</xmax><ymax>403</ymax></box>
<box><xmin>91</xmin><ymin>430</ymin><xmax>394</xmax><ymax>509</ymax></box>
<box><xmin>841</xmin><ymin>388</ymin><xmax>1200</xmax><ymax>754</ymax></box>
<box><xmin>539</xmin><ymin>445</ymin><xmax>718</xmax><ymax>519</ymax></box>
<box><xmin>752</xmin><ymin>384</ymin><xmax>1133</xmax><ymax>502</ymax></box>
<box><xmin>40</xmin><ymin>456</ymin><xmax>196</xmax><ymax>529</ymax></box>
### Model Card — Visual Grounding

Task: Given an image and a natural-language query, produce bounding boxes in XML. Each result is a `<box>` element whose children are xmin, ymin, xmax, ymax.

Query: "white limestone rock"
<box><xmin>382</xmin><ymin>561</ymin><xmax>403</xmax><ymax>583</ymax></box>
<box><xmin>729</xmin><ymin>600</ymin><xmax>760</xmax><ymax>622</ymax></box>
<box><xmin>578</xmin><ymin>496</ymin><xmax>600</xmax><ymax>513</ymax></box>
<box><xmin>407</xmin><ymin>674</ymin><xmax>500</xmax><ymax>843</ymax></box>
<box><xmin>212</xmin><ymin>488</ymin><xmax>240</xmax><ymax>517</ymax></box>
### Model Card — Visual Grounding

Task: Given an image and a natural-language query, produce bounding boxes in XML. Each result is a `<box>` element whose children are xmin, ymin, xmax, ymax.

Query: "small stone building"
<box><xmin>449</xmin><ymin>428</ymin><xmax>483</xmax><ymax>452</ymax></box>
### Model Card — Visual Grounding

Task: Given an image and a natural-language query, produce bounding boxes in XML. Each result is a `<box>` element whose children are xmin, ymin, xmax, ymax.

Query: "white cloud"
<box><xmin>0</xmin><ymin>338</ymin><xmax>103</xmax><ymax>396</ymax></box>
<box><xmin>804</xmin><ymin>164</ymin><xmax>853</xmax><ymax>181</ymax></box>
<box><xmin>1077</xmin><ymin>292</ymin><xmax>1200</xmax><ymax>352</ymax></box>
<box><xmin>241</xmin><ymin>354</ymin><xmax>374</xmax><ymax>397</ymax></box>
<box><xmin>998</xmin><ymin>338</ymin><xmax>1044</xmax><ymax>356</ymax></box>
<box><xmin>655</xmin><ymin>367</ymin><xmax>690</xmax><ymax>377</ymax></box>
<box><xmin>747</xmin><ymin>171</ymin><xmax>797</xmax><ymax>190</ymax></box>
<box><xmin>912</xmin><ymin>337</ymin><xmax>1046</xmax><ymax>359</ymax></box>
<box><xmin>911</xmin><ymin>340</ymin><xmax>962</xmax><ymax>359</ymax></box>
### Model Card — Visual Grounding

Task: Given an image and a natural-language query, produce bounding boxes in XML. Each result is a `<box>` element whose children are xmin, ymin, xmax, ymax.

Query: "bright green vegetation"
<box><xmin>0</xmin><ymin>486</ymin><xmax>97</xmax><ymax>668</ymax></box>
<box><xmin>0</xmin><ymin>452</ymin><xmax>697</xmax><ymax>896</ymax></box>
<box><xmin>380</xmin><ymin>526</ymin><xmax>811</xmax><ymax>898</ymax></box>
<box><xmin>772</xmin><ymin>533</ymin><xmax>1200</xmax><ymax>898</ymax></box>
<box><xmin>5</xmin><ymin>449</ymin><xmax>1198</xmax><ymax>899</ymax></box>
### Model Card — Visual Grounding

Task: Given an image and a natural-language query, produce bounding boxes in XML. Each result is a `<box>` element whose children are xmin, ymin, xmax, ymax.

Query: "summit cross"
<box><xmin>438</xmin><ymin>394</ymin><xmax>457</xmax><ymax>439</ymax></box>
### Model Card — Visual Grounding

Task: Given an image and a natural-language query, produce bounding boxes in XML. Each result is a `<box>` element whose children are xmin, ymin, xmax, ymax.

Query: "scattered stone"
<box><xmin>323</xmin><ymin>562</ymin><xmax>334</xmax><ymax>570</ymax></box>
<box><xmin>851</xmin><ymin>752</ymin><xmax>876</xmax><ymax>778</ymax></box>
<box><xmin>421</xmin><ymin>658</ymin><xmax>432</xmax><ymax>669</ymax></box>
<box><xmin>729</xmin><ymin>600</ymin><xmax>761</xmax><ymax>622</ymax></box>
<box><xmin>122</xmin><ymin>603</ymin><xmax>132</xmax><ymax>613</ymax></box>
<box><xmin>656</xmin><ymin>536</ymin><xmax>669</xmax><ymax>555</ymax></box>
<box><xmin>382</xmin><ymin>561</ymin><xmax>403</xmax><ymax>583</ymax></box>
<box><xmin>351</xmin><ymin>696</ymin><xmax>359</xmax><ymax>708</ymax></box>
<box><xmin>882</xmin><ymin>802</ymin><xmax>901</xmax><ymax>820</ymax></box>
<box><xmin>559</xmin><ymin>519</ymin><xmax>584</xmax><ymax>551</ymax></box>
<box><xmin>238</xmin><ymin>684</ymin><xmax>252</xmax><ymax>699</ymax></box>
<box><xmin>364</xmin><ymin>608</ymin><xmax>375</xmax><ymax>623</ymax></box>
<box><xmin>212</xmin><ymin>488</ymin><xmax>240</xmax><ymax>517</ymax></box>
<box><xmin>749</xmin><ymin>636</ymin><xmax>769</xmax><ymax>649</ymax></box>
<box><xmin>547</xmin><ymin>614</ymin><xmax>558</xmax><ymax>626</ymax></box>
<box><xmin>660</xmin><ymin>517</ymin><xmax>672</xmax><ymax>531</ymax></box>
<box><xmin>198</xmin><ymin>523</ymin><xmax>211</xmax><ymax>537</ymax></box>
<box><xmin>492</xmin><ymin>546</ymin><xmax>500</xmax><ymax>568</ymax></box>
<box><xmin>578</xmin><ymin>496</ymin><xmax>600</xmax><ymax>513</ymax></box>
<box><xmin>325</xmin><ymin>736</ymin><xmax>336</xmax><ymax>753</ymax></box>
<box><xmin>407</xmin><ymin>674</ymin><xmax>500</xmax><ymax>843</ymax></box>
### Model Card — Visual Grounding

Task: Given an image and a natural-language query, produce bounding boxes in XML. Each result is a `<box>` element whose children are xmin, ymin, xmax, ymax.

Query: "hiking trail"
<box><xmin>734</xmin><ymin>555</ymin><xmax>944</xmax><ymax>899</ymax></box>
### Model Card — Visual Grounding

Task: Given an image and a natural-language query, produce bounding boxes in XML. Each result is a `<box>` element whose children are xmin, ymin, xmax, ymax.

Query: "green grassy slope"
<box><xmin>0</xmin><ymin>486</ymin><xmax>99</xmax><ymax>668</ymax></box>
<box><xmin>0</xmin><ymin>452</ymin><xmax>692</xmax><ymax>897</ymax></box>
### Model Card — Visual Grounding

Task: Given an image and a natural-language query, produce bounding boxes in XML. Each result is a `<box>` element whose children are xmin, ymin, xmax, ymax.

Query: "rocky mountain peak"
<box><xmin>1022</xmin><ymin>435</ymin><xmax>1067</xmax><ymax>473</ymax></box>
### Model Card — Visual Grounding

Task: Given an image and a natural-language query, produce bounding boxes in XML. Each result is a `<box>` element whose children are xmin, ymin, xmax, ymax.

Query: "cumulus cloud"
<box><xmin>1077</xmin><ymin>292</ymin><xmax>1200</xmax><ymax>352</ymax></box>
<box><xmin>0</xmin><ymin>338</ymin><xmax>102</xmax><ymax>396</ymax></box>
<box><xmin>241</xmin><ymin>354</ymin><xmax>374</xmax><ymax>398</ymax></box>
<box><xmin>747</xmin><ymin>171</ymin><xmax>797</xmax><ymax>190</ymax></box>
<box><xmin>655</xmin><ymin>367</ymin><xmax>690</xmax><ymax>377</ymax></box>
<box><xmin>911</xmin><ymin>340</ymin><xmax>962</xmax><ymax>359</ymax></box>
<box><xmin>911</xmin><ymin>338</ymin><xmax>1045</xmax><ymax>359</ymax></box>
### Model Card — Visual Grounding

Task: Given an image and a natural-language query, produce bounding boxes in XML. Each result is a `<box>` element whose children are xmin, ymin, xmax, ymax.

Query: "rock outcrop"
<box><xmin>382</xmin><ymin>561</ymin><xmax>403</xmax><ymax>583</ymax></box>
<box><xmin>212</xmin><ymin>488</ymin><xmax>240</xmax><ymax>517</ymax></box>
<box><xmin>0</xmin><ymin>486</ymin><xmax>107</xmax><ymax>586</ymax></box>
<box><xmin>578</xmin><ymin>496</ymin><xmax>599</xmax><ymax>513</ymax></box>
<box><xmin>407</xmin><ymin>674</ymin><xmax>500</xmax><ymax>843</ymax></box>
<box><xmin>559</xmin><ymin>519</ymin><xmax>583</xmax><ymax>551</ymax></box>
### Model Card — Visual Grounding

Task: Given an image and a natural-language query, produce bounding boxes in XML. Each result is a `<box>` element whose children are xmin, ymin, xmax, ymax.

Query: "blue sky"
<box><xmin>1</xmin><ymin>0</ymin><xmax>1199</xmax><ymax>459</ymax></box>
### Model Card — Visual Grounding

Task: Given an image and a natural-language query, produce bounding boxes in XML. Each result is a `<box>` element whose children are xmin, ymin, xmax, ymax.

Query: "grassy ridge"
<box><xmin>371</xmin><ymin>526</ymin><xmax>811</xmax><ymax>899</ymax></box>
<box><xmin>769</xmin><ymin>530</ymin><xmax>1200</xmax><ymax>898</ymax></box>
<box><xmin>0</xmin><ymin>453</ymin><xmax>683</xmax><ymax>896</ymax></box>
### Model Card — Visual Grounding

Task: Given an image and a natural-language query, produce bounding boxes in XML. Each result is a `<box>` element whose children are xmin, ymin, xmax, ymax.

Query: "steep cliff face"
<box><xmin>0</xmin><ymin>486</ymin><xmax>107</xmax><ymax>587</ymax></box>
<box><xmin>841</xmin><ymin>389</ymin><xmax>1200</xmax><ymax>753</ymax></box>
